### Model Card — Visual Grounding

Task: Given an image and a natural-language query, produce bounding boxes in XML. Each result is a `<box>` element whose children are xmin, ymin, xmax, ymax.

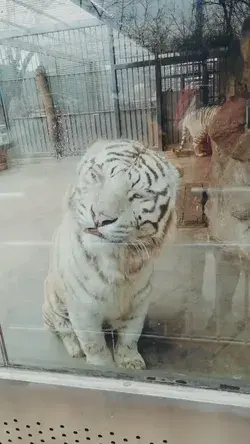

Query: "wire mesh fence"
<box><xmin>0</xmin><ymin>22</ymin><xmax>228</xmax><ymax>157</ymax></box>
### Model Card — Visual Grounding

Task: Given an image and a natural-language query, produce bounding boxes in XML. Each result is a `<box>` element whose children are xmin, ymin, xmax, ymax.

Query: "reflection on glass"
<box><xmin>0</xmin><ymin>0</ymin><xmax>250</xmax><ymax>387</ymax></box>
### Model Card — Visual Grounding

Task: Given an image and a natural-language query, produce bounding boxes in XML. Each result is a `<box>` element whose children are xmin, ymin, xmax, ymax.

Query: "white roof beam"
<box><xmin>1</xmin><ymin>36</ymin><xmax>84</xmax><ymax>64</ymax></box>
<box><xmin>11</xmin><ymin>0</ymin><xmax>70</xmax><ymax>28</ymax></box>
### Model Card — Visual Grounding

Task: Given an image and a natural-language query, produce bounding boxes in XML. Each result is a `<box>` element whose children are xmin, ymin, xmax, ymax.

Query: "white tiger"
<box><xmin>179</xmin><ymin>99</ymin><xmax>220</xmax><ymax>157</ymax></box>
<box><xmin>43</xmin><ymin>139</ymin><xmax>180</xmax><ymax>370</ymax></box>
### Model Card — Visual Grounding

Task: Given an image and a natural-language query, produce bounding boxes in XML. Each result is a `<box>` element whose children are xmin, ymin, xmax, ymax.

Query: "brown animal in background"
<box><xmin>204</xmin><ymin>95</ymin><xmax>250</xmax><ymax>331</ymax></box>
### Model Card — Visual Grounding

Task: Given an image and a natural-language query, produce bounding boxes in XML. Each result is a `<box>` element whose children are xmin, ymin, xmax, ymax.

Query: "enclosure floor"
<box><xmin>0</xmin><ymin>156</ymin><xmax>249</xmax><ymax>382</ymax></box>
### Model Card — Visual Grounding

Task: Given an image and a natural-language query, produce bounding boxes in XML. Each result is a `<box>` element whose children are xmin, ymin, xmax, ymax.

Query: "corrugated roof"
<box><xmin>0</xmin><ymin>0</ymin><xmax>98</xmax><ymax>37</ymax></box>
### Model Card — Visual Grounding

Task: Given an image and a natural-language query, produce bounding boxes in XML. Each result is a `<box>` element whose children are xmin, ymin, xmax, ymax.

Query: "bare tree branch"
<box><xmin>80</xmin><ymin>0</ymin><xmax>250</xmax><ymax>53</ymax></box>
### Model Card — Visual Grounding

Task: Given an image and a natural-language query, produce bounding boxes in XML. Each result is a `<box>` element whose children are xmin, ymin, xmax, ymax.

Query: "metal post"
<box><xmin>246</xmin><ymin>98</ymin><xmax>250</xmax><ymax>129</ymax></box>
<box><xmin>155</xmin><ymin>58</ymin><xmax>163</xmax><ymax>150</ymax></box>
<box><xmin>0</xmin><ymin>88</ymin><xmax>10</xmax><ymax>130</ymax></box>
<box><xmin>0</xmin><ymin>324</ymin><xmax>9</xmax><ymax>366</ymax></box>
<box><xmin>201</xmin><ymin>60</ymin><xmax>209</xmax><ymax>106</ymax></box>
<box><xmin>109</xmin><ymin>30</ymin><xmax>121</xmax><ymax>139</ymax></box>
<box><xmin>181</xmin><ymin>75</ymin><xmax>185</xmax><ymax>91</ymax></box>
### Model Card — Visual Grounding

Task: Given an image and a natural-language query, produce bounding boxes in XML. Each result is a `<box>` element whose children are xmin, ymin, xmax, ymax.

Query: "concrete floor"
<box><xmin>0</xmin><ymin>158</ymin><xmax>249</xmax><ymax>381</ymax></box>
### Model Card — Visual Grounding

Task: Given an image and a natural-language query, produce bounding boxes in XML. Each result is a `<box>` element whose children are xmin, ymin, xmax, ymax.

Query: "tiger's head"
<box><xmin>68</xmin><ymin>140</ymin><xmax>180</xmax><ymax>249</ymax></box>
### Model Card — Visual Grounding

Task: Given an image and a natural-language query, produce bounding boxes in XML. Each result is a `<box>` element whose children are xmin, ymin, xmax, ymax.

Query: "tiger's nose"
<box><xmin>91</xmin><ymin>206</ymin><xmax>117</xmax><ymax>227</ymax></box>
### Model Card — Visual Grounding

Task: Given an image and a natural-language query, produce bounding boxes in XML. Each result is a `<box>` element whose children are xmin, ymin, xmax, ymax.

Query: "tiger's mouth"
<box><xmin>85</xmin><ymin>228</ymin><xmax>104</xmax><ymax>238</ymax></box>
<box><xmin>84</xmin><ymin>228</ymin><xmax>126</xmax><ymax>244</ymax></box>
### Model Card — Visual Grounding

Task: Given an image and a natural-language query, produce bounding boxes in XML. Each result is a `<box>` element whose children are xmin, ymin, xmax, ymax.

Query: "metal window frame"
<box><xmin>0</xmin><ymin>367</ymin><xmax>250</xmax><ymax>417</ymax></box>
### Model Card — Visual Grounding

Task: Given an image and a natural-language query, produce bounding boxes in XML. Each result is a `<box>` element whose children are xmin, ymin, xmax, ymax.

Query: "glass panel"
<box><xmin>0</xmin><ymin>0</ymin><xmax>249</xmax><ymax>390</ymax></box>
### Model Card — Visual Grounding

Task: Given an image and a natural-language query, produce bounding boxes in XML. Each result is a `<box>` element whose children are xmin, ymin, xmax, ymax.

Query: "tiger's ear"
<box><xmin>76</xmin><ymin>139</ymin><xmax>104</xmax><ymax>175</ymax></box>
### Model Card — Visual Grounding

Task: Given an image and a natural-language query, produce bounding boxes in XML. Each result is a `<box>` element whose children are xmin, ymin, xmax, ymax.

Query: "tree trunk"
<box><xmin>35</xmin><ymin>66</ymin><xmax>63</xmax><ymax>157</ymax></box>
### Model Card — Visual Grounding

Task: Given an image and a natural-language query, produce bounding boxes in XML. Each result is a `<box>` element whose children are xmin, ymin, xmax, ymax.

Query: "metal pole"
<box><xmin>155</xmin><ymin>57</ymin><xmax>163</xmax><ymax>150</ymax></box>
<box><xmin>0</xmin><ymin>87</ymin><xmax>10</xmax><ymax>130</ymax></box>
<box><xmin>201</xmin><ymin>61</ymin><xmax>209</xmax><ymax>106</ymax></box>
<box><xmin>0</xmin><ymin>324</ymin><xmax>9</xmax><ymax>366</ymax></box>
<box><xmin>109</xmin><ymin>30</ymin><xmax>122</xmax><ymax>138</ymax></box>
<box><xmin>246</xmin><ymin>99</ymin><xmax>250</xmax><ymax>129</ymax></box>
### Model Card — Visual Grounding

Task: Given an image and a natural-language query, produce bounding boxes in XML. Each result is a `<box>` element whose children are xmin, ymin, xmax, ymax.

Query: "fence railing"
<box><xmin>0</xmin><ymin>24</ymin><xmax>228</xmax><ymax>157</ymax></box>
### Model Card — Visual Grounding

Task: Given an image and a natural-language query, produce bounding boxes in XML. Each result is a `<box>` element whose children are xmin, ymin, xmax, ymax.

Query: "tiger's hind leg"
<box><xmin>193</xmin><ymin>130</ymin><xmax>209</xmax><ymax>157</ymax></box>
<box><xmin>43</xmin><ymin>276</ymin><xmax>84</xmax><ymax>358</ymax></box>
<box><xmin>174</xmin><ymin>124</ymin><xmax>188</xmax><ymax>156</ymax></box>
<box><xmin>179</xmin><ymin>124</ymin><xmax>188</xmax><ymax>151</ymax></box>
<box><xmin>193</xmin><ymin>140</ymin><xmax>207</xmax><ymax>157</ymax></box>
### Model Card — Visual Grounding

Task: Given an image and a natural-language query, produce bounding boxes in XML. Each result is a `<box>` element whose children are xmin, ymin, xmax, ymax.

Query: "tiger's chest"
<box><xmin>85</xmin><ymin>253</ymin><xmax>153</xmax><ymax>319</ymax></box>
<box><xmin>101</xmin><ymin>274</ymin><xmax>151</xmax><ymax>324</ymax></box>
<box><xmin>63</xmin><ymin>240</ymin><xmax>153</xmax><ymax>320</ymax></box>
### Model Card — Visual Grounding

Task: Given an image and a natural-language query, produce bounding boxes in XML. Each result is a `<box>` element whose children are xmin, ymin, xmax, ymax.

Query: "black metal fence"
<box><xmin>113</xmin><ymin>47</ymin><xmax>228</xmax><ymax>150</ymax></box>
<box><xmin>0</xmin><ymin>24</ymin><xmax>228</xmax><ymax>157</ymax></box>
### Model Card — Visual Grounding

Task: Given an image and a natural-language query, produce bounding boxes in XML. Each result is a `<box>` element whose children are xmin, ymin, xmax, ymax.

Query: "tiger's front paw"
<box><xmin>86</xmin><ymin>354</ymin><xmax>115</xmax><ymax>368</ymax></box>
<box><xmin>85</xmin><ymin>348</ymin><xmax>115</xmax><ymax>368</ymax></box>
<box><xmin>114</xmin><ymin>347</ymin><xmax>146</xmax><ymax>370</ymax></box>
<box><xmin>62</xmin><ymin>335</ymin><xmax>84</xmax><ymax>358</ymax></box>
